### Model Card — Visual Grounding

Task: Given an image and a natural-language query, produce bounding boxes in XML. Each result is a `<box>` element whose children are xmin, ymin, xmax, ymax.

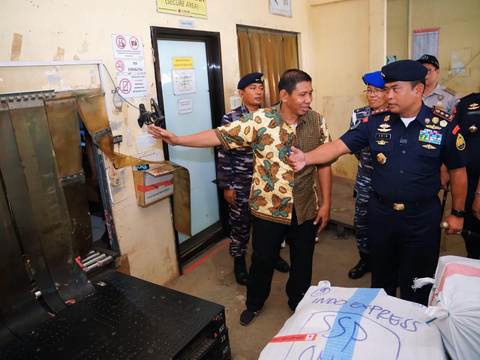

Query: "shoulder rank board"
<box><xmin>444</xmin><ymin>87</ymin><xmax>458</xmax><ymax>96</ymax></box>
<box><xmin>433</xmin><ymin>108</ymin><xmax>454</xmax><ymax>122</ymax></box>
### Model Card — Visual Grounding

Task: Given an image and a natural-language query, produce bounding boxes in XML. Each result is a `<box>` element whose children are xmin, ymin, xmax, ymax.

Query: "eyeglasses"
<box><xmin>363</xmin><ymin>89</ymin><xmax>386</xmax><ymax>95</ymax></box>
<box><xmin>426</xmin><ymin>68</ymin><xmax>434</xmax><ymax>74</ymax></box>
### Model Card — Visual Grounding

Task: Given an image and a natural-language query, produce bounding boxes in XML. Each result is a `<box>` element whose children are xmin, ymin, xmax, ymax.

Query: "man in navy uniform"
<box><xmin>217</xmin><ymin>72</ymin><xmax>289</xmax><ymax>286</ymax></box>
<box><xmin>348</xmin><ymin>71</ymin><xmax>389</xmax><ymax>280</ymax></box>
<box><xmin>288</xmin><ymin>60</ymin><xmax>468</xmax><ymax>305</ymax></box>
<box><xmin>453</xmin><ymin>92</ymin><xmax>480</xmax><ymax>259</ymax></box>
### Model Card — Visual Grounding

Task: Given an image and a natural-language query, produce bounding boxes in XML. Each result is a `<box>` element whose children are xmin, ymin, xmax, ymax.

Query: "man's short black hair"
<box><xmin>411</xmin><ymin>78</ymin><xmax>426</xmax><ymax>91</ymax></box>
<box><xmin>278</xmin><ymin>69</ymin><xmax>312</xmax><ymax>95</ymax></box>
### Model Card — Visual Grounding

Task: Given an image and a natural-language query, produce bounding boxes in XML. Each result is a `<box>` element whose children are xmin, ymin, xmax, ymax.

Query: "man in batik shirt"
<box><xmin>148</xmin><ymin>69</ymin><xmax>334</xmax><ymax>326</ymax></box>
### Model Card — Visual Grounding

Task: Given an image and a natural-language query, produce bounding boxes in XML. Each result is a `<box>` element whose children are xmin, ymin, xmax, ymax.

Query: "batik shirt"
<box><xmin>214</xmin><ymin>104</ymin><xmax>333</xmax><ymax>225</ymax></box>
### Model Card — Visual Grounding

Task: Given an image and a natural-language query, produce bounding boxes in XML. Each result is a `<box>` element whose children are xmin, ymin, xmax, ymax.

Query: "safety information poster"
<box><xmin>412</xmin><ymin>28</ymin><xmax>439</xmax><ymax>60</ymax></box>
<box><xmin>269</xmin><ymin>0</ymin><xmax>292</xmax><ymax>18</ymax></box>
<box><xmin>116</xmin><ymin>73</ymin><xmax>148</xmax><ymax>98</ymax></box>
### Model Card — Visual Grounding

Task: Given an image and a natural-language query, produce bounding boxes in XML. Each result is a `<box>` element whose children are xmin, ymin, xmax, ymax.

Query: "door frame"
<box><xmin>151</xmin><ymin>27</ymin><xmax>228</xmax><ymax>272</ymax></box>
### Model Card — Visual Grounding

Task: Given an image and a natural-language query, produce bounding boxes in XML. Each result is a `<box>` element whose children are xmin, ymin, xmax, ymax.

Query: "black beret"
<box><xmin>238</xmin><ymin>72</ymin><xmax>264</xmax><ymax>90</ymax></box>
<box><xmin>381</xmin><ymin>60</ymin><xmax>428</xmax><ymax>83</ymax></box>
<box><xmin>417</xmin><ymin>54</ymin><xmax>440</xmax><ymax>69</ymax></box>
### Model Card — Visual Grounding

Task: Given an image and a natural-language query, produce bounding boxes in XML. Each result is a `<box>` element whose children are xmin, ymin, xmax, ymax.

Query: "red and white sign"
<box><xmin>116</xmin><ymin>74</ymin><xmax>148</xmax><ymax>98</ymax></box>
<box><xmin>115</xmin><ymin>60</ymin><xmax>125</xmax><ymax>73</ymax></box>
<box><xmin>111</xmin><ymin>34</ymin><xmax>144</xmax><ymax>59</ymax></box>
<box><xmin>114</xmin><ymin>60</ymin><xmax>146</xmax><ymax>74</ymax></box>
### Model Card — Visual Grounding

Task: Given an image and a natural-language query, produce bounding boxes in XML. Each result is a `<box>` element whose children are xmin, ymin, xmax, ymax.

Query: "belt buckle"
<box><xmin>393</xmin><ymin>203</ymin><xmax>405</xmax><ymax>211</ymax></box>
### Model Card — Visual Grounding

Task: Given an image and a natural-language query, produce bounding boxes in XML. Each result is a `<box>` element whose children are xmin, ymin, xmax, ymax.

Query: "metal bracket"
<box><xmin>61</xmin><ymin>172</ymin><xmax>86</xmax><ymax>186</ymax></box>
<box><xmin>92</xmin><ymin>127</ymin><xmax>112</xmax><ymax>143</ymax></box>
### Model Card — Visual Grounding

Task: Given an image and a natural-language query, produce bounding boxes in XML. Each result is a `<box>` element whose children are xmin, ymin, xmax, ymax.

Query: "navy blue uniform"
<box><xmin>217</xmin><ymin>104</ymin><xmax>254</xmax><ymax>258</ymax></box>
<box><xmin>341</xmin><ymin>104</ymin><xmax>469</xmax><ymax>305</ymax></box>
<box><xmin>350</xmin><ymin>106</ymin><xmax>372</xmax><ymax>254</ymax></box>
<box><xmin>454</xmin><ymin>93</ymin><xmax>480</xmax><ymax>259</ymax></box>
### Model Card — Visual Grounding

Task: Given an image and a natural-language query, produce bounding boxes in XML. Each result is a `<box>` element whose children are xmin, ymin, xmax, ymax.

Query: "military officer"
<box><xmin>217</xmin><ymin>72</ymin><xmax>289</xmax><ymax>286</ymax></box>
<box><xmin>453</xmin><ymin>92</ymin><xmax>480</xmax><ymax>259</ymax></box>
<box><xmin>417</xmin><ymin>54</ymin><xmax>460</xmax><ymax>112</ymax></box>
<box><xmin>288</xmin><ymin>60</ymin><xmax>469</xmax><ymax>305</ymax></box>
<box><xmin>348</xmin><ymin>71</ymin><xmax>389</xmax><ymax>280</ymax></box>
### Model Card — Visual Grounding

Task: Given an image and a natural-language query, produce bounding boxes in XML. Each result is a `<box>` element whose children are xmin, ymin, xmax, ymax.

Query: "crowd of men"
<box><xmin>148</xmin><ymin>54</ymin><xmax>480</xmax><ymax>326</ymax></box>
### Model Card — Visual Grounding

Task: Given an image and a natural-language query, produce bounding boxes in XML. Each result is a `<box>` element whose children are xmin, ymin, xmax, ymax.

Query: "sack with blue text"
<box><xmin>259</xmin><ymin>281</ymin><xmax>445</xmax><ymax>360</ymax></box>
<box><xmin>423</xmin><ymin>256</ymin><xmax>480</xmax><ymax>360</ymax></box>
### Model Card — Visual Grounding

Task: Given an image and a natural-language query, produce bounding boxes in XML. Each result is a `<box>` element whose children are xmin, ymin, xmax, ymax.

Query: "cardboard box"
<box><xmin>133</xmin><ymin>165</ymin><xmax>174</xmax><ymax>207</ymax></box>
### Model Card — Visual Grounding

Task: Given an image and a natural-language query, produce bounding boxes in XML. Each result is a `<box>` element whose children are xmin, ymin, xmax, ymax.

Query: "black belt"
<box><xmin>373</xmin><ymin>192</ymin><xmax>437</xmax><ymax>211</ymax></box>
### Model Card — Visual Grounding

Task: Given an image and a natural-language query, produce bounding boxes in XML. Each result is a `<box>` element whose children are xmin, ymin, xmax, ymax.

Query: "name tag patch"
<box><xmin>375</xmin><ymin>133</ymin><xmax>391</xmax><ymax>139</ymax></box>
<box><xmin>419</xmin><ymin>129</ymin><xmax>442</xmax><ymax>145</ymax></box>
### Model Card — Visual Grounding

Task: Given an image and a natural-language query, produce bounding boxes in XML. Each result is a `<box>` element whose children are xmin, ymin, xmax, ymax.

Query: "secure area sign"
<box><xmin>156</xmin><ymin>0</ymin><xmax>207</xmax><ymax>19</ymax></box>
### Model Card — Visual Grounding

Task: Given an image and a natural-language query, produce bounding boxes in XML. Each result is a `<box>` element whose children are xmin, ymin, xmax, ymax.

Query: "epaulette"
<box><xmin>370</xmin><ymin>108</ymin><xmax>389</xmax><ymax>115</ymax></box>
<box><xmin>443</xmin><ymin>87</ymin><xmax>458</xmax><ymax>96</ymax></box>
<box><xmin>433</xmin><ymin>107</ymin><xmax>454</xmax><ymax>122</ymax></box>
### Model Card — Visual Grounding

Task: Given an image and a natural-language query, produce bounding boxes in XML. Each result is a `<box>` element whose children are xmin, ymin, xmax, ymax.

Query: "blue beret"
<box><xmin>417</xmin><ymin>54</ymin><xmax>440</xmax><ymax>69</ymax></box>
<box><xmin>362</xmin><ymin>71</ymin><xmax>385</xmax><ymax>88</ymax></box>
<box><xmin>238</xmin><ymin>72</ymin><xmax>264</xmax><ymax>90</ymax></box>
<box><xmin>381</xmin><ymin>60</ymin><xmax>428</xmax><ymax>83</ymax></box>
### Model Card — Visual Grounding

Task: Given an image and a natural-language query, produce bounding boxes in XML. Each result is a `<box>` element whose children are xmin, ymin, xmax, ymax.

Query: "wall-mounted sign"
<box><xmin>115</xmin><ymin>60</ymin><xmax>146</xmax><ymax>74</ymax></box>
<box><xmin>173</xmin><ymin>57</ymin><xmax>194</xmax><ymax>69</ymax></box>
<box><xmin>116</xmin><ymin>73</ymin><xmax>148</xmax><ymax>98</ymax></box>
<box><xmin>111</xmin><ymin>34</ymin><xmax>144</xmax><ymax>59</ymax></box>
<box><xmin>172</xmin><ymin>69</ymin><xmax>196</xmax><ymax>95</ymax></box>
<box><xmin>156</xmin><ymin>0</ymin><xmax>207</xmax><ymax>19</ymax></box>
<box><xmin>178</xmin><ymin>98</ymin><xmax>193</xmax><ymax>114</ymax></box>
<box><xmin>269</xmin><ymin>0</ymin><xmax>292</xmax><ymax>18</ymax></box>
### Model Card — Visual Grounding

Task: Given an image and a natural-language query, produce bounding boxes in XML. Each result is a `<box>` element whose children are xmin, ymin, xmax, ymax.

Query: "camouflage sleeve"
<box><xmin>217</xmin><ymin>114</ymin><xmax>235</xmax><ymax>190</ymax></box>
<box><xmin>317</xmin><ymin>114</ymin><xmax>337</xmax><ymax>167</ymax></box>
<box><xmin>350</xmin><ymin>110</ymin><xmax>357</xmax><ymax>129</ymax></box>
<box><xmin>214</xmin><ymin>113</ymin><xmax>255</xmax><ymax>151</ymax></box>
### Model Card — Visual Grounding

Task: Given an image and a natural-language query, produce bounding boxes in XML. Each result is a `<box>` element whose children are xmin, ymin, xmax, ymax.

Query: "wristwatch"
<box><xmin>451</xmin><ymin>209</ymin><xmax>467</xmax><ymax>218</ymax></box>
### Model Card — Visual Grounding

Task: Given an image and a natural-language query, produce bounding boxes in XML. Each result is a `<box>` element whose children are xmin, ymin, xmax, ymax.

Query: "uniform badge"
<box><xmin>350</xmin><ymin>120</ymin><xmax>361</xmax><ymax>130</ymax></box>
<box><xmin>456</xmin><ymin>133</ymin><xmax>466</xmax><ymax>150</ymax></box>
<box><xmin>425</xmin><ymin>118</ymin><xmax>431</xmax><ymax>124</ymax></box>
<box><xmin>440</xmin><ymin>120</ymin><xmax>447</xmax><ymax>127</ymax></box>
<box><xmin>437</xmin><ymin>101</ymin><xmax>443</xmax><ymax>106</ymax></box>
<box><xmin>432</xmin><ymin>117</ymin><xmax>439</xmax><ymax>124</ymax></box>
<box><xmin>377</xmin><ymin>153</ymin><xmax>387</xmax><ymax>164</ymax></box>
<box><xmin>419</xmin><ymin>129</ymin><xmax>442</xmax><ymax>145</ymax></box>
<box><xmin>438</xmin><ymin>95</ymin><xmax>444</xmax><ymax>101</ymax></box>
<box><xmin>468</xmin><ymin>103</ymin><xmax>480</xmax><ymax>110</ymax></box>
<box><xmin>377</xmin><ymin>124</ymin><xmax>391</xmax><ymax>132</ymax></box>
<box><xmin>384</xmin><ymin>115</ymin><xmax>390</xmax><ymax>122</ymax></box>
<box><xmin>469</xmin><ymin>124</ymin><xmax>478</xmax><ymax>133</ymax></box>
<box><xmin>422</xmin><ymin>144</ymin><xmax>437</xmax><ymax>150</ymax></box>
<box><xmin>376</xmin><ymin>140</ymin><xmax>388</xmax><ymax>145</ymax></box>
<box><xmin>426</xmin><ymin>124</ymin><xmax>442</xmax><ymax>130</ymax></box>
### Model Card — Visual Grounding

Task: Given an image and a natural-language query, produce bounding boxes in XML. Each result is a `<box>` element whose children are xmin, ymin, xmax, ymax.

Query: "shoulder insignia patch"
<box><xmin>371</xmin><ymin>108</ymin><xmax>389</xmax><ymax>115</ymax></box>
<box><xmin>362</xmin><ymin>117</ymin><xmax>369</xmax><ymax>123</ymax></box>
<box><xmin>433</xmin><ymin>107</ymin><xmax>454</xmax><ymax>122</ymax></box>
<box><xmin>452</xmin><ymin>125</ymin><xmax>460</xmax><ymax>135</ymax></box>
<box><xmin>444</xmin><ymin>87</ymin><xmax>458</xmax><ymax>96</ymax></box>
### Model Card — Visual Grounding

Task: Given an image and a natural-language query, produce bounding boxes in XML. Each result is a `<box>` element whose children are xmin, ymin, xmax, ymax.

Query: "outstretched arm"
<box><xmin>289</xmin><ymin>139</ymin><xmax>351</xmax><ymax>172</ymax></box>
<box><xmin>147</xmin><ymin>125</ymin><xmax>220</xmax><ymax>147</ymax></box>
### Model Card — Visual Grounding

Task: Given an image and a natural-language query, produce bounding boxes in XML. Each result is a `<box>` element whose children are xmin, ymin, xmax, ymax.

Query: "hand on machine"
<box><xmin>137</xmin><ymin>98</ymin><xmax>166</xmax><ymax>129</ymax></box>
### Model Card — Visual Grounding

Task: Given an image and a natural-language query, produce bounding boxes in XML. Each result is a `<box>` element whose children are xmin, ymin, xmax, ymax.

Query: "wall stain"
<box><xmin>53</xmin><ymin>47</ymin><xmax>65</xmax><ymax>61</ymax></box>
<box><xmin>11</xmin><ymin>33</ymin><xmax>23</xmax><ymax>61</ymax></box>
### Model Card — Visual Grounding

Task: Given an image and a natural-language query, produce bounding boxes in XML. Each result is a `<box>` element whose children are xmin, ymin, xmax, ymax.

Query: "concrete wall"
<box><xmin>0</xmin><ymin>0</ymin><xmax>316</xmax><ymax>285</ymax></box>
<box><xmin>387</xmin><ymin>0</ymin><xmax>480</xmax><ymax>95</ymax></box>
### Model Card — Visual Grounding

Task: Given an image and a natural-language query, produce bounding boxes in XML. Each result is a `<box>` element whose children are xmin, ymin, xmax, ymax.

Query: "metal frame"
<box><xmin>0</xmin><ymin>60</ymin><xmax>120</xmax><ymax>255</ymax></box>
<box><xmin>150</xmin><ymin>27</ymin><xmax>227</xmax><ymax>271</ymax></box>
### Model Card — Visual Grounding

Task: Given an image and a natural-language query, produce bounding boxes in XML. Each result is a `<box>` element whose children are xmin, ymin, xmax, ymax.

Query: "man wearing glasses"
<box><xmin>417</xmin><ymin>54</ymin><xmax>460</xmax><ymax>113</ymax></box>
<box><xmin>348</xmin><ymin>71</ymin><xmax>388</xmax><ymax>280</ymax></box>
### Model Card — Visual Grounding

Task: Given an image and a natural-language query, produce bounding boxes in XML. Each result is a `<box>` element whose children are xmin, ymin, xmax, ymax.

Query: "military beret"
<box><xmin>238</xmin><ymin>72</ymin><xmax>264</xmax><ymax>90</ymax></box>
<box><xmin>362</xmin><ymin>71</ymin><xmax>385</xmax><ymax>88</ymax></box>
<box><xmin>417</xmin><ymin>54</ymin><xmax>440</xmax><ymax>69</ymax></box>
<box><xmin>381</xmin><ymin>60</ymin><xmax>428</xmax><ymax>83</ymax></box>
